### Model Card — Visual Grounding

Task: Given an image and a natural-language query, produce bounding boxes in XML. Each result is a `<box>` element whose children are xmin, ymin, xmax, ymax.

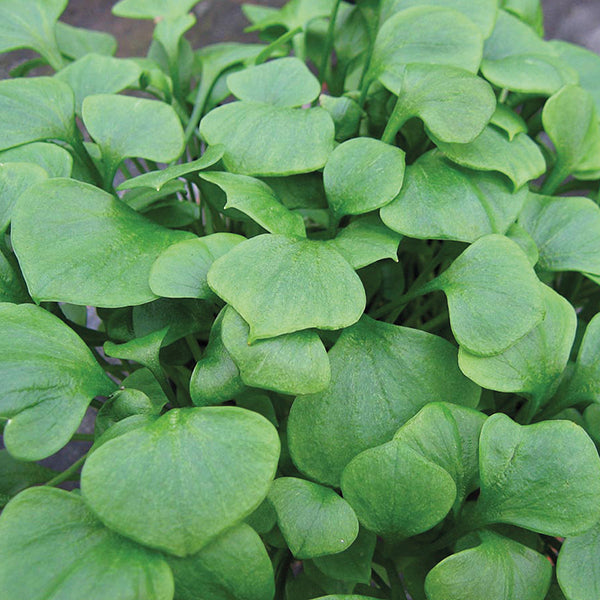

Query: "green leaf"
<box><xmin>245</xmin><ymin>0</ymin><xmax>336</xmax><ymax>31</ymax></box>
<box><xmin>0</xmin><ymin>162</ymin><xmax>47</xmax><ymax>233</ymax></box>
<box><xmin>82</xmin><ymin>94</ymin><xmax>185</xmax><ymax>185</ymax></box>
<box><xmin>323</xmin><ymin>137</ymin><xmax>405</xmax><ymax>217</ymax></box>
<box><xmin>288</xmin><ymin>316</ymin><xmax>480</xmax><ymax>486</ymax></box>
<box><xmin>200</xmin><ymin>102</ymin><xmax>335</xmax><ymax>176</ymax></box>
<box><xmin>434</xmin><ymin>126</ymin><xmax>546</xmax><ymax>191</ymax></box>
<box><xmin>268</xmin><ymin>477</ymin><xmax>359</xmax><ymax>559</ymax></box>
<box><xmin>0</xmin><ymin>488</ymin><xmax>174</xmax><ymax>600</ymax></box>
<box><xmin>167</xmin><ymin>524</ymin><xmax>274</xmax><ymax>600</ymax></box>
<box><xmin>326</xmin><ymin>214</ymin><xmax>402</xmax><ymax>270</ymax></box>
<box><xmin>519</xmin><ymin>193</ymin><xmax>600</xmax><ymax>276</ymax></box>
<box><xmin>12</xmin><ymin>178</ymin><xmax>193</xmax><ymax>307</ymax></box>
<box><xmin>81</xmin><ymin>406</ymin><xmax>280</xmax><ymax>556</ymax></box>
<box><xmin>474</xmin><ymin>413</ymin><xmax>600</xmax><ymax>536</ymax></box>
<box><xmin>0</xmin><ymin>248</ymin><xmax>29</xmax><ymax>304</ymax></box>
<box><xmin>199</xmin><ymin>172</ymin><xmax>306</xmax><ymax>237</ymax></box>
<box><xmin>150</xmin><ymin>233</ymin><xmax>245</xmax><ymax>300</ymax></box>
<box><xmin>0</xmin><ymin>450</ymin><xmax>54</xmax><ymax>501</ymax></box>
<box><xmin>0</xmin><ymin>77</ymin><xmax>76</xmax><ymax>151</ymax></box>
<box><xmin>380</xmin><ymin>151</ymin><xmax>528</xmax><ymax>243</ymax></box>
<box><xmin>320</xmin><ymin>95</ymin><xmax>364</xmax><ymax>142</ymax></box>
<box><xmin>491</xmin><ymin>104</ymin><xmax>527</xmax><ymax>140</ymax></box>
<box><xmin>425</xmin><ymin>531</ymin><xmax>552</xmax><ymax>600</ymax></box>
<box><xmin>557</xmin><ymin>521</ymin><xmax>600</xmax><ymax>600</ymax></box>
<box><xmin>117</xmin><ymin>145</ymin><xmax>224</xmax><ymax>191</ymax></box>
<box><xmin>56</xmin><ymin>54</ymin><xmax>142</xmax><ymax>113</ymax></box>
<box><xmin>505</xmin><ymin>222</ymin><xmax>539</xmax><ymax>267</ymax></box>
<box><xmin>0</xmin><ymin>0</ymin><xmax>66</xmax><ymax>70</ymax></box>
<box><xmin>381</xmin><ymin>64</ymin><xmax>496</xmax><ymax>144</ymax></box>
<box><xmin>0</xmin><ymin>142</ymin><xmax>72</xmax><ymax>178</ymax></box>
<box><xmin>112</xmin><ymin>0</ymin><xmax>200</xmax><ymax>19</ymax></box>
<box><xmin>54</xmin><ymin>21</ymin><xmax>117</xmax><ymax>59</ymax></box>
<box><xmin>427</xmin><ymin>234</ymin><xmax>544</xmax><ymax>356</ymax></box>
<box><xmin>341</xmin><ymin>437</ymin><xmax>456</xmax><ymax>539</ymax></box>
<box><xmin>227</xmin><ymin>57</ymin><xmax>321</xmax><ymax>107</ymax></box>
<box><xmin>221</xmin><ymin>306</ymin><xmax>330</xmax><ymax>396</ymax></box>
<box><xmin>501</xmin><ymin>0</ymin><xmax>544</xmax><ymax>33</ymax></box>
<box><xmin>0</xmin><ymin>303</ymin><xmax>114</xmax><ymax>460</ymax></box>
<box><xmin>368</xmin><ymin>6</ymin><xmax>484</xmax><ymax>90</ymax></box>
<box><xmin>207</xmin><ymin>234</ymin><xmax>365</xmax><ymax>341</ymax></box>
<box><xmin>459</xmin><ymin>284</ymin><xmax>576</xmax><ymax>409</ymax></box>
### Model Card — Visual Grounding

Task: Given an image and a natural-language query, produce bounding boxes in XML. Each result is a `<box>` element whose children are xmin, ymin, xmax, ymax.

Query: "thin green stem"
<box><xmin>319</xmin><ymin>0</ymin><xmax>343</xmax><ymax>83</ymax></box>
<box><xmin>185</xmin><ymin>335</ymin><xmax>203</xmax><ymax>362</ymax></box>
<box><xmin>381</xmin><ymin>95</ymin><xmax>407</xmax><ymax>145</ymax></box>
<box><xmin>255</xmin><ymin>26</ymin><xmax>303</xmax><ymax>65</ymax></box>
<box><xmin>70</xmin><ymin>130</ymin><xmax>103</xmax><ymax>189</ymax></box>
<box><xmin>541</xmin><ymin>161</ymin><xmax>570</xmax><ymax>196</ymax></box>
<box><xmin>384</xmin><ymin>559</ymin><xmax>406</xmax><ymax>600</ymax></box>
<box><xmin>45</xmin><ymin>452</ymin><xmax>89</xmax><ymax>488</ymax></box>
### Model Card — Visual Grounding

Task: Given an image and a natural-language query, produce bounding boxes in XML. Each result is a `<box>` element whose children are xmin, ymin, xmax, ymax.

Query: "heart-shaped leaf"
<box><xmin>0</xmin><ymin>142</ymin><xmax>72</xmax><ymax>178</ymax></box>
<box><xmin>12</xmin><ymin>178</ymin><xmax>193</xmax><ymax>307</ymax></box>
<box><xmin>380</xmin><ymin>151</ymin><xmax>528</xmax><ymax>243</ymax></box>
<box><xmin>268</xmin><ymin>477</ymin><xmax>359</xmax><ymax>559</ymax></box>
<box><xmin>221</xmin><ymin>306</ymin><xmax>330</xmax><ymax>396</ymax></box>
<box><xmin>81</xmin><ymin>406</ymin><xmax>280</xmax><ymax>556</ymax></box>
<box><xmin>323</xmin><ymin>137</ymin><xmax>405</xmax><ymax>217</ymax></box>
<box><xmin>288</xmin><ymin>316</ymin><xmax>480</xmax><ymax>486</ymax></box>
<box><xmin>0</xmin><ymin>303</ymin><xmax>115</xmax><ymax>461</ymax></box>
<box><xmin>0</xmin><ymin>488</ymin><xmax>174</xmax><ymax>600</ymax></box>
<box><xmin>207</xmin><ymin>234</ymin><xmax>366</xmax><ymax>341</ymax></box>
<box><xmin>112</xmin><ymin>0</ymin><xmax>200</xmax><ymax>19</ymax></box>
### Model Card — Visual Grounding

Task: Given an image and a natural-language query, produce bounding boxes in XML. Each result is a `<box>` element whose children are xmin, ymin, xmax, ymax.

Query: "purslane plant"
<box><xmin>1</xmin><ymin>0</ymin><xmax>600</xmax><ymax>599</ymax></box>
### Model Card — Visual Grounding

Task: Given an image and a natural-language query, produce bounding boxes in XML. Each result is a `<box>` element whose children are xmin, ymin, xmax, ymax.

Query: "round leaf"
<box><xmin>0</xmin><ymin>142</ymin><xmax>72</xmax><ymax>178</ymax></box>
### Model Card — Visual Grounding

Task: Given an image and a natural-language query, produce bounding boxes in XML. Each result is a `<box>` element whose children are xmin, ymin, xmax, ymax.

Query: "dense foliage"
<box><xmin>1</xmin><ymin>0</ymin><xmax>600</xmax><ymax>599</ymax></box>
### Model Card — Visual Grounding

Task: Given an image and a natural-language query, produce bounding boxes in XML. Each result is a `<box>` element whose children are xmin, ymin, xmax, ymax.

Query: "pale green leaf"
<box><xmin>0</xmin><ymin>142</ymin><xmax>72</xmax><ymax>178</ymax></box>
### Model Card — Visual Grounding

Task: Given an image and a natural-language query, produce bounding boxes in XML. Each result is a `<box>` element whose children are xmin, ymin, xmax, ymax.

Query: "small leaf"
<box><xmin>320</xmin><ymin>95</ymin><xmax>364</xmax><ymax>142</ymax></box>
<box><xmin>200</xmin><ymin>102</ymin><xmax>335</xmax><ymax>176</ymax></box>
<box><xmin>221</xmin><ymin>306</ymin><xmax>330</xmax><ymax>396</ymax></box>
<box><xmin>268</xmin><ymin>477</ymin><xmax>359</xmax><ymax>559</ymax></box>
<box><xmin>112</xmin><ymin>0</ymin><xmax>200</xmax><ymax>19</ymax></box>
<box><xmin>0</xmin><ymin>488</ymin><xmax>174</xmax><ymax>600</ymax></box>
<box><xmin>0</xmin><ymin>450</ymin><xmax>54</xmax><ymax>501</ymax></box>
<box><xmin>228</xmin><ymin>57</ymin><xmax>321</xmax><ymax>107</ymax></box>
<box><xmin>323</xmin><ymin>137</ymin><xmax>405</xmax><ymax>217</ymax></box>
<box><xmin>12</xmin><ymin>178</ymin><xmax>193</xmax><ymax>307</ymax></box>
<box><xmin>207</xmin><ymin>234</ymin><xmax>366</xmax><ymax>341</ymax></box>
<box><xmin>425</xmin><ymin>531</ymin><xmax>552</xmax><ymax>600</ymax></box>
<box><xmin>474</xmin><ymin>413</ymin><xmax>600</xmax><ymax>536</ymax></box>
<box><xmin>0</xmin><ymin>248</ymin><xmax>29</xmax><ymax>303</ymax></box>
<box><xmin>0</xmin><ymin>303</ymin><xmax>115</xmax><ymax>460</ymax></box>
<box><xmin>0</xmin><ymin>142</ymin><xmax>72</xmax><ymax>178</ymax></box>
<box><xmin>54</xmin><ymin>21</ymin><xmax>117</xmax><ymax>59</ymax></box>
<box><xmin>81</xmin><ymin>407</ymin><xmax>280</xmax><ymax>556</ymax></box>
<box><xmin>491</xmin><ymin>104</ymin><xmax>527</xmax><ymax>140</ymax></box>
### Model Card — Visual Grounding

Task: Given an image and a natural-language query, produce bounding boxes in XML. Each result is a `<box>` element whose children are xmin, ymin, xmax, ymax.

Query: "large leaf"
<box><xmin>12</xmin><ymin>178</ymin><xmax>193</xmax><ymax>307</ymax></box>
<box><xmin>519</xmin><ymin>193</ymin><xmax>600</xmax><ymax>275</ymax></box>
<box><xmin>167</xmin><ymin>524</ymin><xmax>274</xmax><ymax>600</ymax></box>
<box><xmin>425</xmin><ymin>531</ymin><xmax>552</xmax><ymax>600</ymax></box>
<box><xmin>268</xmin><ymin>477</ymin><xmax>359</xmax><ymax>559</ymax></box>
<box><xmin>288</xmin><ymin>316</ymin><xmax>480</xmax><ymax>486</ymax></box>
<box><xmin>0</xmin><ymin>142</ymin><xmax>72</xmax><ymax>178</ymax></box>
<box><xmin>380</xmin><ymin>151</ymin><xmax>527</xmax><ymax>243</ymax></box>
<box><xmin>81</xmin><ymin>407</ymin><xmax>280</xmax><ymax>557</ymax></box>
<box><xmin>323</xmin><ymin>137</ymin><xmax>405</xmax><ymax>217</ymax></box>
<box><xmin>434</xmin><ymin>125</ymin><xmax>546</xmax><ymax>191</ymax></box>
<box><xmin>200</xmin><ymin>102</ymin><xmax>335</xmax><ymax>176</ymax></box>
<box><xmin>0</xmin><ymin>303</ymin><xmax>114</xmax><ymax>461</ymax></box>
<box><xmin>0</xmin><ymin>488</ymin><xmax>174</xmax><ymax>600</ymax></box>
<box><xmin>473</xmin><ymin>413</ymin><xmax>600</xmax><ymax>536</ymax></box>
<box><xmin>424</xmin><ymin>235</ymin><xmax>544</xmax><ymax>356</ymax></box>
<box><xmin>112</xmin><ymin>0</ymin><xmax>200</xmax><ymax>19</ymax></box>
<box><xmin>207</xmin><ymin>234</ymin><xmax>366</xmax><ymax>341</ymax></box>
<box><xmin>221</xmin><ymin>306</ymin><xmax>330</xmax><ymax>396</ymax></box>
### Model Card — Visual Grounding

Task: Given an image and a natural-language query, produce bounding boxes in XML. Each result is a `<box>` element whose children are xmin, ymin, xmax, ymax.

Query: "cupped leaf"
<box><xmin>55</xmin><ymin>21</ymin><xmax>117</xmax><ymax>59</ymax></box>
<box><xmin>150</xmin><ymin>233</ymin><xmax>245</xmax><ymax>300</ymax></box>
<box><xmin>341</xmin><ymin>438</ymin><xmax>456</xmax><ymax>539</ymax></box>
<box><xmin>0</xmin><ymin>142</ymin><xmax>72</xmax><ymax>178</ymax></box>
<box><xmin>434</xmin><ymin>125</ymin><xmax>546</xmax><ymax>191</ymax></box>
<box><xmin>0</xmin><ymin>77</ymin><xmax>76</xmax><ymax>151</ymax></box>
<box><xmin>199</xmin><ymin>172</ymin><xmax>306</xmax><ymax>237</ymax></box>
<box><xmin>425</xmin><ymin>531</ymin><xmax>552</xmax><ymax>600</ymax></box>
<box><xmin>381</xmin><ymin>64</ymin><xmax>496</xmax><ymax>144</ymax></box>
<box><xmin>200</xmin><ymin>102</ymin><xmax>335</xmax><ymax>176</ymax></box>
<box><xmin>323</xmin><ymin>137</ymin><xmax>405</xmax><ymax>217</ymax></box>
<box><xmin>81</xmin><ymin>407</ymin><xmax>280</xmax><ymax>557</ymax></box>
<box><xmin>0</xmin><ymin>488</ymin><xmax>174</xmax><ymax>600</ymax></box>
<box><xmin>288</xmin><ymin>316</ymin><xmax>480</xmax><ymax>486</ymax></box>
<box><xmin>227</xmin><ymin>57</ymin><xmax>321</xmax><ymax>107</ymax></box>
<box><xmin>167</xmin><ymin>524</ymin><xmax>274</xmax><ymax>600</ymax></box>
<box><xmin>12</xmin><ymin>178</ymin><xmax>193</xmax><ymax>307</ymax></box>
<box><xmin>427</xmin><ymin>234</ymin><xmax>544</xmax><ymax>356</ymax></box>
<box><xmin>268</xmin><ymin>477</ymin><xmax>359</xmax><ymax>559</ymax></box>
<box><xmin>474</xmin><ymin>413</ymin><xmax>600</xmax><ymax>536</ymax></box>
<box><xmin>519</xmin><ymin>193</ymin><xmax>600</xmax><ymax>276</ymax></box>
<box><xmin>221</xmin><ymin>306</ymin><xmax>330</xmax><ymax>396</ymax></box>
<box><xmin>207</xmin><ymin>234</ymin><xmax>366</xmax><ymax>341</ymax></box>
<box><xmin>0</xmin><ymin>303</ymin><xmax>114</xmax><ymax>461</ymax></box>
<box><xmin>380</xmin><ymin>151</ymin><xmax>527</xmax><ymax>243</ymax></box>
<box><xmin>82</xmin><ymin>94</ymin><xmax>185</xmax><ymax>185</ymax></box>
<box><xmin>112</xmin><ymin>0</ymin><xmax>200</xmax><ymax>19</ymax></box>
<box><xmin>459</xmin><ymin>284</ymin><xmax>576</xmax><ymax>409</ymax></box>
